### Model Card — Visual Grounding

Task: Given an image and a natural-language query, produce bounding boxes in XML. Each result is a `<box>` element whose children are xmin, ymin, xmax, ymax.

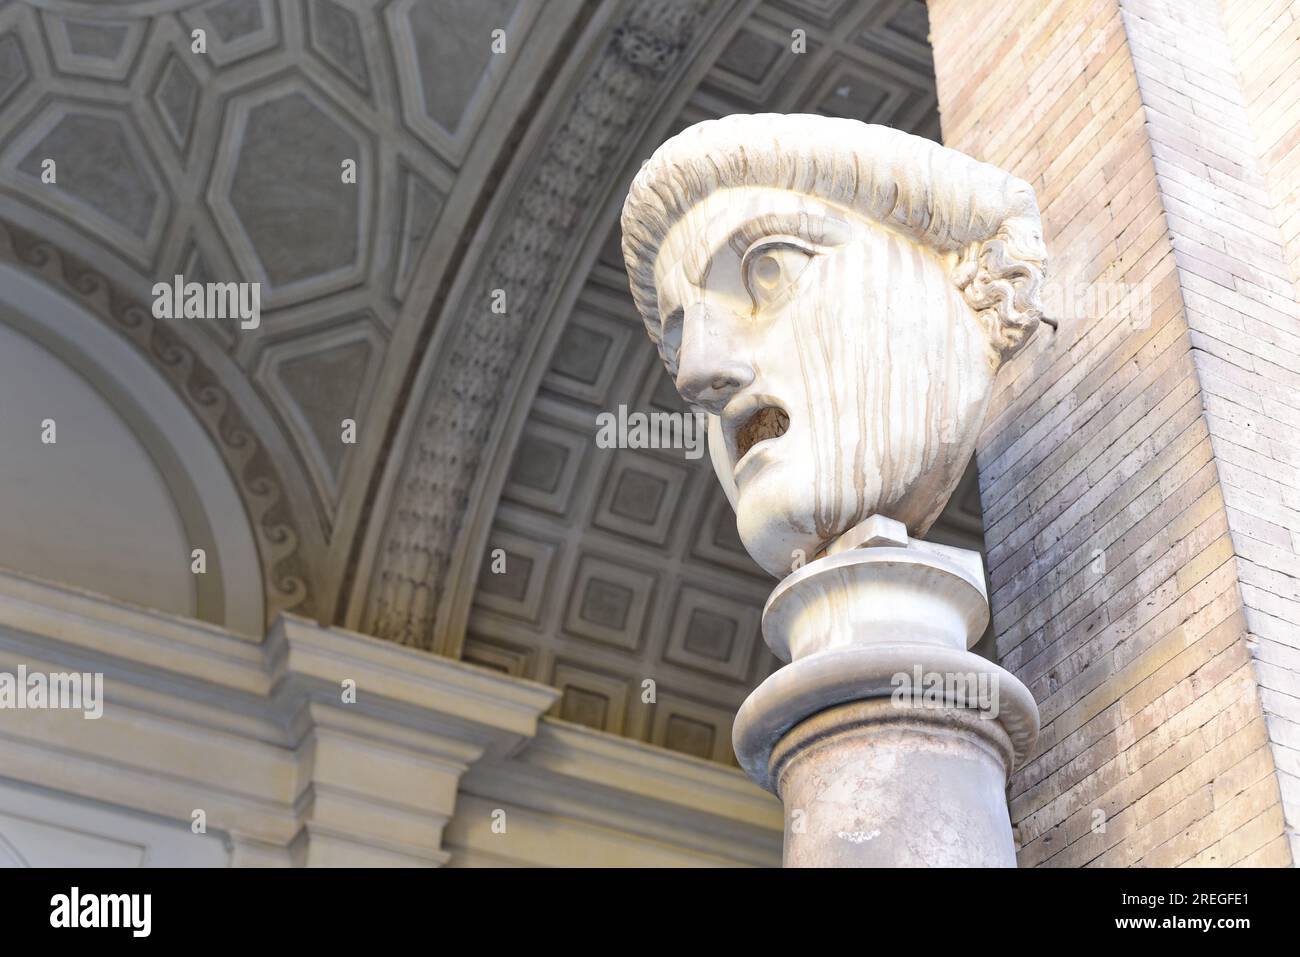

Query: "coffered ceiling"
<box><xmin>0</xmin><ymin>0</ymin><xmax>974</xmax><ymax>765</ymax></box>
<box><xmin>457</xmin><ymin>0</ymin><xmax>963</xmax><ymax>765</ymax></box>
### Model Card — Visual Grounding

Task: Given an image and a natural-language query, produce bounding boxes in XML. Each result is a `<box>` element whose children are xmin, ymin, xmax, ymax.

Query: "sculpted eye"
<box><xmin>742</xmin><ymin>239</ymin><xmax>815</xmax><ymax>308</ymax></box>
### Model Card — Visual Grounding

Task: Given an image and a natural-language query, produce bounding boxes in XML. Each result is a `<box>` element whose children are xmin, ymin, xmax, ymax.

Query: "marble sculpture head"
<box><xmin>621</xmin><ymin>114</ymin><xmax>1047</xmax><ymax>578</ymax></box>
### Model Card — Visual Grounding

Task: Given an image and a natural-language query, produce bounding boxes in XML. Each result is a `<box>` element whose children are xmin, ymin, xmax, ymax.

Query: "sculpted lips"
<box><xmin>735</xmin><ymin>406</ymin><xmax>790</xmax><ymax>461</ymax></box>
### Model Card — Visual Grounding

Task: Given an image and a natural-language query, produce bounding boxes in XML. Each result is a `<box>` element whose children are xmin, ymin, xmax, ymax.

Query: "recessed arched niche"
<box><xmin>0</xmin><ymin>262</ymin><xmax>264</xmax><ymax>636</ymax></box>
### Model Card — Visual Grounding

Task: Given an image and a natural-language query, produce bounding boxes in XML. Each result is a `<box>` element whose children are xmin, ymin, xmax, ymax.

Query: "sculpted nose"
<box><xmin>673</xmin><ymin>303</ymin><xmax>754</xmax><ymax>414</ymax></box>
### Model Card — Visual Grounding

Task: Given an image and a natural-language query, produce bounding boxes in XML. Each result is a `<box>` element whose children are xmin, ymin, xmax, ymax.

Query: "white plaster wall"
<box><xmin>0</xmin><ymin>781</ymin><xmax>229</xmax><ymax>867</ymax></box>
<box><xmin>0</xmin><ymin>262</ymin><xmax>265</xmax><ymax>634</ymax></box>
<box><xmin>0</xmin><ymin>320</ymin><xmax>195</xmax><ymax>618</ymax></box>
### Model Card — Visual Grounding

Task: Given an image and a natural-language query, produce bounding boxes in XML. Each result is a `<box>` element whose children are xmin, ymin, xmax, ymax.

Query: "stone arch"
<box><xmin>353</xmin><ymin>0</ymin><xmax>976</xmax><ymax>761</ymax></box>
<box><xmin>0</xmin><ymin>219</ymin><xmax>317</xmax><ymax>633</ymax></box>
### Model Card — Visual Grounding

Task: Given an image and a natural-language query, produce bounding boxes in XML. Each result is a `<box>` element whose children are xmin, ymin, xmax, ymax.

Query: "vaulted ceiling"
<box><xmin>0</xmin><ymin>0</ymin><xmax>975</xmax><ymax>765</ymax></box>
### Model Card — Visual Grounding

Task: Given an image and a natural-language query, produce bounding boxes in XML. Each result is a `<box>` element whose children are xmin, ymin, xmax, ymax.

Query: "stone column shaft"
<box><xmin>732</xmin><ymin>515</ymin><xmax>1039</xmax><ymax>867</ymax></box>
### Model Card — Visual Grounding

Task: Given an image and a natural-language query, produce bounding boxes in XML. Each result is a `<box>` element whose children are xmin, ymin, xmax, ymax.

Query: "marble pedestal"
<box><xmin>732</xmin><ymin>515</ymin><xmax>1039</xmax><ymax>867</ymax></box>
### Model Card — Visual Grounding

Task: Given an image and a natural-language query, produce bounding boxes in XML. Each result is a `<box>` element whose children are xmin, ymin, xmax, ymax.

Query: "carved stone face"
<box><xmin>653</xmin><ymin>186</ymin><xmax>998</xmax><ymax>578</ymax></box>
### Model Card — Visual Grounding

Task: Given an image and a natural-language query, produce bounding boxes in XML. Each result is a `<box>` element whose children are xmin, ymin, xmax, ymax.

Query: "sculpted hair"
<box><xmin>621</xmin><ymin>114</ymin><xmax>1048</xmax><ymax>374</ymax></box>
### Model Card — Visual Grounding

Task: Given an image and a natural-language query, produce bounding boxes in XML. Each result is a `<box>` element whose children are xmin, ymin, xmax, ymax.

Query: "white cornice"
<box><xmin>0</xmin><ymin>568</ymin><xmax>777</xmax><ymax>865</ymax></box>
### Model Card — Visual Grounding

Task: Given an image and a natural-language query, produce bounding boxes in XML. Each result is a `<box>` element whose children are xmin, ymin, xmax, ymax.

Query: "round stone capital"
<box><xmin>732</xmin><ymin>641</ymin><xmax>1039</xmax><ymax>793</ymax></box>
<box><xmin>763</xmin><ymin>541</ymin><xmax>989</xmax><ymax>661</ymax></box>
<box><xmin>733</xmin><ymin>531</ymin><xmax>1039</xmax><ymax>794</ymax></box>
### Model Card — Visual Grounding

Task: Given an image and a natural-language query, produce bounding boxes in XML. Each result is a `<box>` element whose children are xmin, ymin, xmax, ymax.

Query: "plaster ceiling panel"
<box><xmin>391</xmin><ymin>162</ymin><xmax>444</xmax><ymax>302</ymax></box>
<box><xmin>0</xmin><ymin>33</ymin><xmax>29</xmax><ymax>111</ymax></box>
<box><xmin>502</xmin><ymin>416</ymin><xmax>592</xmax><ymax>519</ymax></box>
<box><xmin>592</xmin><ymin>450</ymin><xmax>689</xmax><ymax>548</ymax></box>
<box><xmin>550</xmin><ymin>659</ymin><xmax>631</xmax><ymax>734</ymax></box>
<box><xmin>175</xmin><ymin>232</ymin><xmax>239</xmax><ymax>349</ymax></box>
<box><xmin>474</xmin><ymin>526</ymin><xmax>560</xmax><ymax>625</ymax></box>
<box><xmin>649</xmin><ymin>693</ymin><xmax>740</xmax><ymax>765</ymax></box>
<box><xmin>256</xmin><ymin>317</ymin><xmax>385</xmax><ymax>512</ymax></box>
<box><xmin>460</xmin><ymin>631</ymin><xmax>535</xmax><ymax>679</ymax></box>
<box><xmin>540</xmin><ymin>299</ymin><xmax>638</xmax><ymax>407</ymax></box>
<box><xmin>41</xmin><ymin>12</ymin><xmax>147</xmax><ymax>80</ymax></box>
<box><xmin>151</xmin><ymin>50</ymin><xmax>200</xmax><ymax>155</ymax></box>
<box><xmin>703</xmin><ymin>16</ymin><xmax>807</xmax><ymax>106</ymax></box>
<box><xmin>807</xmin><ymin>53</ymin><xmax>908</xmax><ymax>125</ymax></box>
<box><xmin>663</xmin><ymin>583</ymin><xmax>761</xmax><ymax>683</ymax></box>
<box><xmin>768</xmin><ymin>0</ymin><xmax>864</xmax><ymax>31</ymax></box>
<box><xmin>882</xmin><ymin>0</ymin><xmax>929</xmax><ymax>42</ymax></box>
<box><xmin>305</xmin><ymin>0</ymin><xmax>370</xmax><ymax>97</ymax></box>
<box><xmin>180</xmin><ymin>0</ymin><xmax>279</xmax><ymax>67</ymax></box>
<box><xmin>563</xmin><ymin>551</ymin><xmax>658</xmax><ymax>654</ymax></box>
<box><xmin>855</xmin><ymin>0</ymin><xmax>936</xmax><ymax>72</ymax></box>
<box><xmin>7</xmin><ymin>103</ymin><xmax>168</xmax><ymax>268</ymax></box>
<box><xmin>716</xmin><ymin>28</ymin><xmax>783</xmax><ymax>85</ymax></box>
<box><xmin>23</xmin><ymin>1</ymin><xmax>205</xmax><ymax>12</ymax></box>
<box><xmin>386</xmin><ymin>0</ymin><xmax>532</xmax><ymax>166</ymax></box>
<box><xmin>210</xmin><ymin>77</ymin><xmax>372</xmax><ymax>307</ymax></box>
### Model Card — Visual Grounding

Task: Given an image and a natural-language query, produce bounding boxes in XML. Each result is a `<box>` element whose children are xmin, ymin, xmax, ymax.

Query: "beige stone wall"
<box><xmin>929</xmin><ymin>0</ymin><xmax>1295</xmax><ymax>866</ymax></box>
<box><xmin>1120</xmin><ymin>0</ymin><xmax>1300</xmax><ymax>867</ymax></box>
<box><xmin>1223</xmin><ymin>1</ymin><xmax>1300</xmax><ymax>298</ymax></box>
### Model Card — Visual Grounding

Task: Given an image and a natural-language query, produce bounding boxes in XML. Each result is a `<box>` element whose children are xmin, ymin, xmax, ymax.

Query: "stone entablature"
<box><xmin>0</xmin><ymin>568</ymin><xmax>779</xmax><ymax>866</ymax></box>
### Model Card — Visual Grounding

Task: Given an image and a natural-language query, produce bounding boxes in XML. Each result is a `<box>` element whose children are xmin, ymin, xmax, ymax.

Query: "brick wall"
<box><xmin>1123</xmin><ymin>0</ymin><xmax>1300</xmax><ymax>863</ymax></box>
<box><xmin>1220</xmin><ymin>0</ymin><xmax>1300</xmax><ymax>862</ymax></box>
<box><xmin>928</xmin><ymin>0</ymin><xmax>1295</xmax><ymax>866</ymax></box>
<box><xmin>1223</xmin><ymin>1</ymin><xmax>1300</xmax><ymax>299</ymax></box>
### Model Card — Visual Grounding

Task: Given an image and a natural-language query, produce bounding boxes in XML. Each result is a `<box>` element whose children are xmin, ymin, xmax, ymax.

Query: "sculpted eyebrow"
<box><xmin>678</xmin><ymin>210</ymin><xmax>851</xmax><ymax>286</ymax></box>
<box><xmin>725</xmin><ymin>211</ymin><xmax>851</xmax><ymax>258</ymax></box>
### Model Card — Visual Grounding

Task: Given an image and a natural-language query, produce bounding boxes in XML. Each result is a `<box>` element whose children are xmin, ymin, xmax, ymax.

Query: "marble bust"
<box><xmin>621</xmin><ymin>114</ymin><xmax>1048</xmax><ymax>578</ymax></box>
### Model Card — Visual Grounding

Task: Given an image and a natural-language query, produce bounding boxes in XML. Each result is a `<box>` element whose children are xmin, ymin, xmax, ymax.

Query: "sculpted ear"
<box><xmin>951</xmin><ymin>217</ymin><xmax>1048</xmax><ymax>364</ymax></box>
